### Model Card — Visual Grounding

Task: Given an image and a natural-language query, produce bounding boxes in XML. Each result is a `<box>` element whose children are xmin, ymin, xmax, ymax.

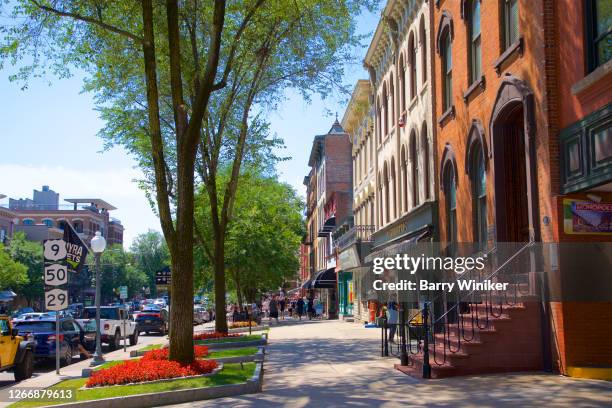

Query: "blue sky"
<box><xmin>0</xmin><ymin>7</ymin><xmax>380</xmax><ymax>246</ymax></box>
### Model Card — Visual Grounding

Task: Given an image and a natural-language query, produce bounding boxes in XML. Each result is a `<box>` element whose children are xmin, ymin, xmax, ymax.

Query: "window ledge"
<box><xmin>463</xmin><ymin>75</ymin><xmax>486</xmax><ymax>103</ymax></box>
<box><xmin>571</xmin><ymin>59</ymin><xmax>612</xmax><ymax>95</ymax></box>
<box><xmin>493</xmin><ymin>37</ymin><xmax>524</xmax><ymax>76</ymax></box>
<box><xmin>438</xmin><ymin>105</ymin><xmax>456</xmax><ymax>127</ymax></box>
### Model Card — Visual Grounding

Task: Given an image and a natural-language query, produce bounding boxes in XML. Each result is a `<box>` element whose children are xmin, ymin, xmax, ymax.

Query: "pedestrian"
<box><xmin>269</xmin><ymin>296</ymin><xmax>279</xmax><ymax>324</ymax></box>
<box><xmin>307</xmin><ymin>297</ymin><xmax>314</xmax><ymax>320</ymax></box>
<box><xmin>279</xmin><ymin>297</ymin><xmax>286</xmax><ymax>320</ymax></box>
<box><xmin>296</xmin><ymin>297</ymin><xmax>305</xmax><ymax>320</ymax></box>
<box><xmin>386</xmin><ymin>302</ymin><xmax>398</xmax><ymax>343</ymax></box>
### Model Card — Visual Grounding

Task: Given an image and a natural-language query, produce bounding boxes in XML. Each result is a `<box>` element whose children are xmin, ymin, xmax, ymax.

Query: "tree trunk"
<box><xmin>214</xmin><ymin>231</ymin><xmax>228</xmax><ymax>333</ymax></box>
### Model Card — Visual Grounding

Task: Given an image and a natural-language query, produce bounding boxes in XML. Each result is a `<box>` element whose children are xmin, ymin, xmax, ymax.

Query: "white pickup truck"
<box><xmin>78</xmin><ymin>306</ymin><xmax>139</xmax><ymax>350</ymax></box>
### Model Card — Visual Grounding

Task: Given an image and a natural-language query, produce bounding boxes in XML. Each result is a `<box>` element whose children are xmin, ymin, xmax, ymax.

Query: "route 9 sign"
<box><xmin>43</xmin><ymin>239</ymin><xmax>67</xmax><ymax>262</ymax></box>
<box><xmin>45</xmin><ymin>264</ymin><xmax>68</xmax><ymax>286</ymax></box>
<box><xmin>45</xmin><ymin>288</ymin><xmax>68</xmax><ymax>311</ymax></box>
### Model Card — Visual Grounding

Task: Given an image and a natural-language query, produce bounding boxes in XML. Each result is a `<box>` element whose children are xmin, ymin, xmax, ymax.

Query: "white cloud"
<box><xmin>0</xmin><ymin>164</ymin><xmax>161</xmax><ymax>246</ymax></box>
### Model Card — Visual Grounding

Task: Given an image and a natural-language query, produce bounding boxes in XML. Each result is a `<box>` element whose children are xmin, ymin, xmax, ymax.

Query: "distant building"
<box><xmin>4</xmin><ymin>187</ymin><xmax>124</xmax><ymax>246</ymax></box>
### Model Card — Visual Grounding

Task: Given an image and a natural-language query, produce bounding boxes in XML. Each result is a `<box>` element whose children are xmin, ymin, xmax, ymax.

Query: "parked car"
<box><xmin>193</xmin><ymin>305</ymin><xmax>210</xmax><ymax>325</ymax></box>
<box><xmin>153</xmin><ymin>298</ymin><xmax>167</xmax><ymax>308</ymax></box>
<box><xmin>78</xmin><ymin>306</ymin><xmax>139</xmax><ymax>350</ymax></box>
<box><xmin>12</xmin><ymin>312</ymin><xmax>54</xmax><ymax>323</ymax></box>
<box><xmin>11</xmin><ymin>307</ymin><xmax>35</xmax><ymax>320</ymax></box>
<box><xmin>68</xmin><ymin>303</ymin><xmax>84</xmax><ymax>318</ymax></box>
<box><xmin>13</xmin><ymin>317</ymin><xmax>85</xmax><ymax>365</ymax></box>
<box><xmin>135</xmin><ymin>306</ymin><xmax>168</xmax><ymax>335</ymax></box>
<box><xmin>0</xmin><ymin>315</ymin><xmax>35</xmax><ymax>381</ymax></box>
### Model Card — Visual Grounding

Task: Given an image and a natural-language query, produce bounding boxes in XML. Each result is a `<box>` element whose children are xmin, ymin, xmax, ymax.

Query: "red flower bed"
<box><xmin>86</xmin><ymin>346</ymin><xmax>217</xmax><ymax>388</ymax></box>
<box><xmin>193</xmin><ymin>331</ymin><xmax>241</xmax><ymax>341</ymax></box>
<box><xmin>141</xmin><ymin>345</ymin><xmax>209</xmax><ymax>361</ymax></box>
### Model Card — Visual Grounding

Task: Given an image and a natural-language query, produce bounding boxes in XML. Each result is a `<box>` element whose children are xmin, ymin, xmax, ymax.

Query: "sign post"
<box><xmin>43</xmin><ymin>239</ymin><xmax>68</xmax><ymax>375</ymax></box>
<box><xmin>119</xmin><ymin>286</ymin><xmax>128</xmax><ymax>352</ymax></box>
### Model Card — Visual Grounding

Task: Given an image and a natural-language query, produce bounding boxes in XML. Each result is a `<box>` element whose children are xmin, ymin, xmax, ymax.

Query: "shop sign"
<box><xmin>339</xmin><ymin>246</ymin><xmax>360</xmax><ymax>269</ymax></box>
<box><xmin>563</xmin><ymin>199</ymin><xmax>612</xmax><ymax>235</ymax></box>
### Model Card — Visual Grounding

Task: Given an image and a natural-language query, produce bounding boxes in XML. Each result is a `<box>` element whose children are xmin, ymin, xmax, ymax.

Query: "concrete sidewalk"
<box><xmin>0</xmin><ymin>333</ymin><xmax>167</xmax><ymax>407</ymax></box>
<box><xmin>169</xmin><ymin>319</ymin><xmax>612</xmax><ymax>408</ymax></box>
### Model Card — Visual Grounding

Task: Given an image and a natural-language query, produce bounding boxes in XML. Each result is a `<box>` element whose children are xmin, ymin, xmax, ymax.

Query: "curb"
<box><xmin>199</xmin><ymin>333</ymin><xmax>268</xmax><ymax>350</ymax></box>
<box><xmin>40</xmin><ymin>361</ymin><xmax>264</xmax><ymax>408</ymax></box>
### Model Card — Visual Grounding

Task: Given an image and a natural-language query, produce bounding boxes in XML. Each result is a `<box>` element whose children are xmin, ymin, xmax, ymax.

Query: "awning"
<box><xmin>317</xmin><ymin>216</ymin><xmax>336</xmax><ymax>237</ymax></box>
<box><xmin>313</xmin><ymin>268</ymin><xmax>337</xmax><ymax>289</ymax></box>
<box><xmin>0</xmin><ymin>290</ymin><xmax>17</xmax><ymax>302</ymax></box>
<box><xmin>300</xmin><ymin>279</ymin><xmax>313</xmax><ymax>289</ymax></box>
<box><xmin>364</xmin><ymin>228</ymin><xmax>431</xmax><ymax>264</ymax></box>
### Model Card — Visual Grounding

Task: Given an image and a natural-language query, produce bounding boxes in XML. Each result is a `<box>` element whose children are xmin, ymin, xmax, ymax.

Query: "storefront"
<box><xmin>338</xmin><ymin>271</ymin><xmax>354</xmax><ymax>316</ymax></box>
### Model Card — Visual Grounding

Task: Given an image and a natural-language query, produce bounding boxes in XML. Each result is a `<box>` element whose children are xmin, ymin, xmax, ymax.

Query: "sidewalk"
<box><xmin>0</xmin><ymin>333</ymin><xmax>167</xmax><ymax>407</ymax></box>
<box><xmin>169</xmin><ymin>319</ymin><xmax>612</xmax><ymax>408</ymax></box>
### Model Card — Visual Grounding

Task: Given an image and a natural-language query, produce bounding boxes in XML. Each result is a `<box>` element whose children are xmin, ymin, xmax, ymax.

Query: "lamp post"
<box><xmin>90</xmin><ymin>231</ymin><xmax>106</xmax><ymax>366</ymax></box>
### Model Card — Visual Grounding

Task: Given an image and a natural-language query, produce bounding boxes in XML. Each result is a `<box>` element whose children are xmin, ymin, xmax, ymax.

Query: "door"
<box><xmin>0</xmin><ymin>319</ymin><xmax>17</xmax><ymax>367</ymax></box>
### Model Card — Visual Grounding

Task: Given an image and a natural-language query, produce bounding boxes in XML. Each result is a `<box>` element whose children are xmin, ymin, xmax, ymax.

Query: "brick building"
<box><xmin>413</xmin><ymin>0</ymin><xmax>612</xmax><ymax>379</ymax></box>
<box><xmin>6</xmin><ymin>186</ymin><xmax>124</xmax><ymax>246</ymax></box>
<box><xmin>301</xmin><ymin>120</ymin><xmax>353</xmax><ymax>318</ymax></box>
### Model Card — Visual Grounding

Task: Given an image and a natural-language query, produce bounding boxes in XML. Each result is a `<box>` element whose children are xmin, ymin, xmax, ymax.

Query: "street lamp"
<box><xmin>90</xmin><ymin>231</ymin><xmax>106</xmax><ymax>366</ymax></box>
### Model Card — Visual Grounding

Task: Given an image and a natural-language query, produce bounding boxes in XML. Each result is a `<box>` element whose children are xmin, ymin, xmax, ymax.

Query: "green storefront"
<box><xmin>338</xmin><ymin>271</ymin><xmax>353</xmax><ymax>316</ymax></box>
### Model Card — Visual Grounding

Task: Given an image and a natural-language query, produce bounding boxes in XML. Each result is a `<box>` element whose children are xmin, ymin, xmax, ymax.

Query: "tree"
<box><xmin>86</xmin><ymin>245</ymin><xmax>147</xmax><ymax>303</ymax></box>
<box><xmin>6</xmin><ymin>232</ymin><xmax>43</xmax><ymax>306</ymax></box>
<box><xmin>195</xmin><ymin>168</ymin><xmax>304</xmax><ymax>307</ymax></box>
<box><xmin>1</xmin><ymin>0</ymin><xmax>375</xmax><ymax>362</ymax></box>
<box><xmin>0</xmin><ymin>243</ymin><xmax>28</xmax><ymax>291</ymax></box>
<box><xmin>130</xmin><ymin>230</ymin><xmax>170</xmax><ymax>295</ymax></box>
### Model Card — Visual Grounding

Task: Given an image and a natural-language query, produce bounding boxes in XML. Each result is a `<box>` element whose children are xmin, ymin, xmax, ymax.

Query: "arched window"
<box><xmin>376</xmin><ymin>97</ymin><xmax>382</xmax><ymax>144</ymax></box>
<box><xmin>390</xmin><ymin>156</ymin><xmax>397</xmax><ymax>219</ymax></box>
<box><xmin>57</xmin><ymin>220</ymin><xmax>68</xmax><ymax>231</ymax></box>
<box><xmin>72</xmin><ymin>220</ymin><xmax>84</xmax><ymax>233</ymax></box>
<box><xmin>444</xmin><ymin>163</ymin><xmax>457</xmax><ymax>246</ymax></box>
<box><xmin>399</xmin><ymin>54</ymin><xmax>406</xmax><ymax>113</ymax></box>
<box><xmin>441</xmin><ymin>143</ymin><xmax>459</xmax><ymax>248</ymax></box>
<box><xmin>470</xmin><ymin>142</ymin><xmax>487</xmax><ymax>248</ymax></box>
<box><xmin>409</xmin><ymin>33</ymin><xmax>417</xmax><ymax>100</ymax></box>
<box><xmin>22</xmin><ymin>219</ymin><xmax>34</xmax><ymax>226</ymax></box>
<box><xmin>389</xmin><ymin>77</ymin><xmax>395</xmax><ymax>128</ymax></box>
<box><xmin>442</xmin><ymin>33</ymin><xmax>453</xmax><ymax>110</ymax></box>
<box><xmin>421</xmin><ymin>122</ymin><xmax>430</xmax><ymax>200</ymax></box>
<box><xmin>401</xmin><ymin>145</ymin><xmax>408</xmax><ymax>213</ymax></box>
<box><xmin>410</xmin><ymin>130</ymin><xmax>419</xmax><ymax>208</ymax></box>
<box><xmin>42</xmin><ymin>219</ymin><xmax>54</xmax><ymax>228</ymax></box>
<box><xmin>382</xmin><ymin>83</ymin><xmax>389</xmax><ymax>137</ymax></box>
<box><xmin>383</xmin><ymin>162</ymin><xmax>390</xmax><ymax>224</ymax></box>
<box><xmin>468</xmin><ymin>0</ymin><xmax>481</xmax><ymax>84</ymax></box>
<box><xmin>420</xmin><ymin>15</ymin><xmax>427</xmax><ymax>85</ymax></box>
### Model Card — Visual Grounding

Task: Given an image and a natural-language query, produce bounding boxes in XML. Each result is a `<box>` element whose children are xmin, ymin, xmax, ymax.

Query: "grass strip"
<box><xmin>138</xmin><ymin>343</ymin><xmax>163</xmax><ymax>352</ymax></box>
<box><xmin>208</xmin><ymin>347</ymin><xmax>258</xmax><ymax>359</ymax></box>
<box><xmin>195</xmin><ymin>335</ymin><xmax>262</xmax><ymax>345</ymax></box>
<box><xmin>10</xmin><ymin>363</ymin><xmax>255</xmax><ymax>408</ymax></box>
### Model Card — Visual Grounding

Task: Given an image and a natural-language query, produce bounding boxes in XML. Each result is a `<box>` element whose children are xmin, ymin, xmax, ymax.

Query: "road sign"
<box><xmin>155</xmin><ymin>268</ymin><xmax>171</xmax><ymax>285</ymax></box>
<box><xmin>43</xmin><ymin>239</ymin><xmax>67</xmax><ymax>262</ymax></box>
<box><xmin>119</xmin><ymin>286</ymin><xmax>128</xmax><ymax>300</ymax></box>
<box><xmin>44</xmin><ymin>264</ymin><xmax>68</xmax><ymax>286</ymax></box>
<box><xmin>45</xmin><ymin>288</ymin><xmax>69</xmax><ymax>311</ymax></box>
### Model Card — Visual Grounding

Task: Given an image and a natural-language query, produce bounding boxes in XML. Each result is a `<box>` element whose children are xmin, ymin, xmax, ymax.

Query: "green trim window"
<box><xmin>585</xmin><ymin>0</ymin><xmax>612</xmax><ymax>72</ymax></box>
<box><xmin>469</xmin><ymin>0</ymin><xmax>482</xmax><ymax>83</ymax></box>
<box><xmin>470</xmin><ymin>144</ymin><xmax>487</xmax><ymax>249</ymax></box>
<box><xmin>442</xmin><ymin>33</ymin><xmax>453</xmax><ymax>111</ymax></box>
<box><xmin>502</xmin><ymin>0</ymin><xmax>519</xmax><ymax>50</ymax></box>
<box><xmin>444</xmin><ymin>164</ymin><xmax>457</xmax><ymax>245</ymax></box>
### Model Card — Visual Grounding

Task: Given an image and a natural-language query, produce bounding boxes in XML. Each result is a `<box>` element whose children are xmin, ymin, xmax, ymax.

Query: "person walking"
<box><xmin>296</xmin><ymin>297</ymin><xmax>305</xmax><ymax>320</ymax></box>
<box><xmin>307</xmin><ymin>297</ymin><xmax>314</xmax><ymax>320</ymax></box>
<box><xmin>269</xmin><ymin>296</ymin><xmax>279</xmax><ymax>324</ymax></box>
<box><xmin>386</xmin><ymin>301</ymin><xmax>399</xmax><ymax>343</ymax></box>
<box><xmin>279</xmin><ymin>297</ymin><xmax>286</xmax><ymax>320</ymax></box>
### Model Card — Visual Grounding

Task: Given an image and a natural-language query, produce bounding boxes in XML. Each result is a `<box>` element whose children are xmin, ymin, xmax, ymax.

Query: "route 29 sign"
<box><xmin>45</xmin><ymin>288</ymin><xmax>69</xmax><ymax>311</ymax></box>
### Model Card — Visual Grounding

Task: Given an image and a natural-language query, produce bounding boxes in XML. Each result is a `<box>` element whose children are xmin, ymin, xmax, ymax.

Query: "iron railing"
<box><xmin>381</xmin><ymin>240</ymin><xmax>538</xmax><ymax>377</ymax></box>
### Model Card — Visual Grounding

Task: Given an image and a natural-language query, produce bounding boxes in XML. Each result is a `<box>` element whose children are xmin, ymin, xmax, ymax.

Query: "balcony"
<box><xmin>335</xmin><ymin>225</ymin><xmax>375</xmax><ymax>252</ymax></box>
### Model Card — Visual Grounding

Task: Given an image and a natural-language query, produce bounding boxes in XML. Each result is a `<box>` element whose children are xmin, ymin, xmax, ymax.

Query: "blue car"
<box><xmin>13</xmin><ymin>317</ymin><xmax>85</xmax><ymax>365</ymax></box>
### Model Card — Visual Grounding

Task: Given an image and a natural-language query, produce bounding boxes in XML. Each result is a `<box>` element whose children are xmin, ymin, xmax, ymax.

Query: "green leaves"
<box><xmin>0</xmin><ymin>241</ymin><xmax>29</xmax><ymax>291</ymax></box>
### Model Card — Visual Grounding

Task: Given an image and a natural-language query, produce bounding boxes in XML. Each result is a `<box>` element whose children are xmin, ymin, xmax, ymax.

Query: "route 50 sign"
<box><xmin>45</xmin><ymin>264</ymin><xmax>68</xmax><ymax>286</ymax></box>
<box><xmin>45</xmin><ymin>288</ymin><xmax>68</xmax><ymax>311</ymax></box>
